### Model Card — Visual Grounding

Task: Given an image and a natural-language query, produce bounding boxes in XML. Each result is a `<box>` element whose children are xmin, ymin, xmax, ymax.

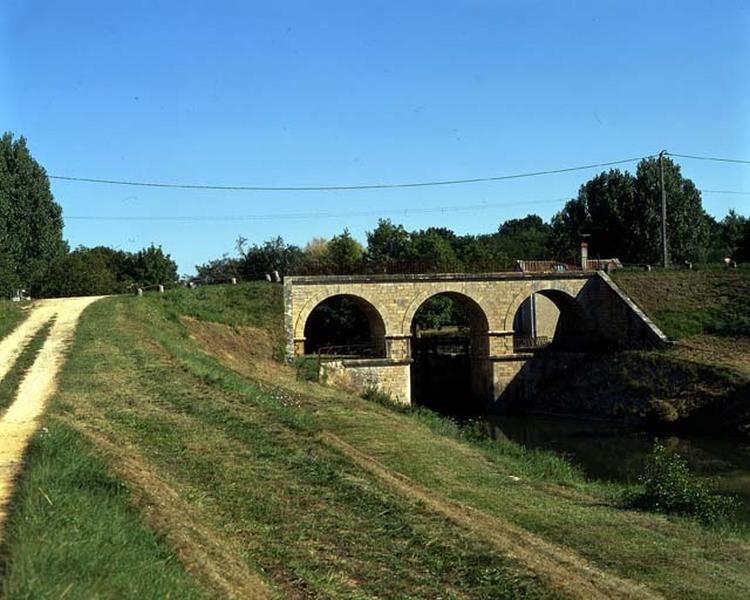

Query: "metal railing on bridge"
<box><xmin>315</xmin><ymin>343</ymin><xmax>379</xmax><ymax>369</ymax></box>
<box><xmin>513</xmin><ymin>335</ymin><xmax>552</xmax><ymax>353</ymax></box>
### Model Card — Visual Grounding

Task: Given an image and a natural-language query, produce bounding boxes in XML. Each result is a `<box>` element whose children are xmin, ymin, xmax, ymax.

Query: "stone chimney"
<box><xmin>579</xmin><ymin>241</ymin><xmax>589</xmax><ymax>270</ymax></box>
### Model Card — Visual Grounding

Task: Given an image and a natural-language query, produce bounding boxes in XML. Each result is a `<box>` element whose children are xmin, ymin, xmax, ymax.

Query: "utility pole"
<box><xmin>659</xmin><ymin>150</ymin><xmax>669</xmax><ymax>268</ymax></box>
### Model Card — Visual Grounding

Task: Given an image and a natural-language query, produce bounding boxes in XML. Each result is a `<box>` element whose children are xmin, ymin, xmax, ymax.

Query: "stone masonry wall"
<box><xmin>321</xmin><ymin>359</ymin><xmax>411</xmax><ymax>405</ymax></box>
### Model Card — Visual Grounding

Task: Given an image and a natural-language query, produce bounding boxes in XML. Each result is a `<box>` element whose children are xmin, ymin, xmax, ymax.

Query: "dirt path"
<box><xmin>0</xmin><ymin>296</ymin><xmax>104</xmax><ymax>541</ymax></box>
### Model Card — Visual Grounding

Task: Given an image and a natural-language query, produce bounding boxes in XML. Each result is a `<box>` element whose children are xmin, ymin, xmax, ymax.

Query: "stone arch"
<box><xmin>401</xmin><ymin>287</ymin><xmax>494</xmax><ymax>335</ymax></box>
<box><xmin>407</xmin><ymin>290</ymin><xmax>491</xmax><ymax>357</ymax></box>
<box><xmin>504</xmin><ymin>286</ymin><xmax>592</xmax><ymax>350</ymax></box>
<box><xmin>407</xmin><ymin>290</ymin><xmax>493</xmax><ymax>411</ymax></box>
<box><xmin>295</xmin><ymin>291</ymin><xmax>387</xmax><ymax>356</ymax></box>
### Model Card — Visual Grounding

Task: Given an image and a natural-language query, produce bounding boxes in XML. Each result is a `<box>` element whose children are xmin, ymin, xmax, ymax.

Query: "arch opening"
<box><xmin>303</xmin><ymin>294</ymin><xmax>386</xmax><ymax>357</ymax></box>
<box><xmin>512</xmin><ymin>289</ymin><xmax>591</xmax><ymax>352</ymax></box>
<box><xmin>410</xmin><ymin>292</ymin><xmax>490</xmax><ymax>416</ymax></box>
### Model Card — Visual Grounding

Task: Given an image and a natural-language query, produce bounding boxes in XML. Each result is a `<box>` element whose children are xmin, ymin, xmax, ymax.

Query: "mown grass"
<box><xmin>0</xmin><ymin>422</ymin><xmax>207</xmax><ymax>599</ymax></box>
<box><xmin>1</xmin><ymin>293</ymin><xmax>556</xmax><ymax>599</ymax></box>
<box><xmin>4</xmin><ymin>282</ymin><xmax>750</xmax><ymax>598</ymax></box>
<box><xmin>362</xmin><ymin>390</ymin><xmax>584</xmax><ymax>484</ymax></box>
<box><xmin>154</xmin><ymin>284</ymin><xmax>750</xmax><ymax>597</ymax></box>
<box><xmin>0</xmin><ymin>321</ymin><xmax>52</xmax><ymax>416</ymax></box>
<box><xmin>316</xmin><ymin>381</ymin><xmax>750</xmax><ymax>598</ymax></box>
<box><xmin>0</xmin><ymin>300</ymin><xmax>25</xmax><ymax>340</ymax></box>
<box><xmin>162</xmin><ymin>283</ymin><xmax>750</xmax><ymax>598</ymax></box>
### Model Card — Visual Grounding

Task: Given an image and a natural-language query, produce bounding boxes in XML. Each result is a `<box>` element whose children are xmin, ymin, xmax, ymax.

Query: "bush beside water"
<box><xmin>627</xmin><ymin>441</ymin><xmax>739</xmax><ymax>524</ymax></box>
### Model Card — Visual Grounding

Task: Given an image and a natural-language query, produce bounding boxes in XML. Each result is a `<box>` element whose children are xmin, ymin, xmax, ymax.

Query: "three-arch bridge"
<box><xmin>285</xmin><ymin>271</ymin><xmax>666</xmax><ymax>408</ymax></box>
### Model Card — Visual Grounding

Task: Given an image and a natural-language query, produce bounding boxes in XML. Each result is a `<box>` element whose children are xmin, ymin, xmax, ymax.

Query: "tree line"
<box><xmin>2</xmin><ymin>131</ymin><xmax>748</xmax><ymax>299</ymax></box>
<box><xmin>198</xmin><ymin>156</ymin><xmax>749</xmax><ymax>280</ymax></box>
<box><xmin>0</xmin><ymin>133</ymin><xmax>178</xmax><ymax>297</ymax></box>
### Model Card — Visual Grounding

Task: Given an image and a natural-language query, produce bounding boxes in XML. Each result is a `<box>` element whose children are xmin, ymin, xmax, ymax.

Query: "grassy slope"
<box><xmin>527</xmin><ymin>269</ymin><xmax>750</xmax><ymax>433</ymax></box>
<box><xmin>613</xmin><ymin>268</ymin><xmax>750</xmax><ymax>371</ymax></box>
<box><xmin>2</xmin><ymin>283</ymin><xmax>750</xmax><ymax>598</ymax></box>
<box><xmin>612</xmin><ymin>269</ymin><xmax>750</xmax><ymax>432</ymax></box>
<box><xmin>613</xmin><ymin>268</ymin><xmax>750</xmax><ymax>341</ymax></box>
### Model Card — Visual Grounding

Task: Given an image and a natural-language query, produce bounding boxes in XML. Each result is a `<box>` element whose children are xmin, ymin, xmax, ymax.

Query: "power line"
<box><xmin>62</xmin><ymin>187</ymin><xmax>750</xmax><ymax>223</ymax></box>
<box><xmin>50</xmin><ymin>155</ymin><xmax>652</xmax><ymax>192</ymax></box>
<box><xmin>700</xmin><ymin>189</ymin><xmax>750</xmax><ymax>195</ymax></box>
<box><xmin>65</xmin><ymin>197</ymin><xmax>570</xmax><ymax>222</ymax></box>
<box><xmin>668</xmin><ymin>152</ymin><xmax>750</xmax><ymax>165</ymax></box>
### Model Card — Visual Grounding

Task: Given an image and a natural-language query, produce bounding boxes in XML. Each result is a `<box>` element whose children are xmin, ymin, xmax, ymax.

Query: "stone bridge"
<box><xmin>284</xmin><ymin>271</ymin><xmax>666</xmax><ymax>407</ymax></box>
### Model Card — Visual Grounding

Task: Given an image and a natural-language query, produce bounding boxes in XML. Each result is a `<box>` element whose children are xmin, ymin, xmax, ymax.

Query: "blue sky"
<box><xmin>2</xmin><ymin>0</ymin><xmax>749</xmax><ymax>273</ymax></box>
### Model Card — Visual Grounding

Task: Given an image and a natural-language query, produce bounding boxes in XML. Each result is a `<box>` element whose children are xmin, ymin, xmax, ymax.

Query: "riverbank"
<box><xmin>2</xmin><ymin>282</ymin><xmax>749</xmax><ymax>598</ymax></box>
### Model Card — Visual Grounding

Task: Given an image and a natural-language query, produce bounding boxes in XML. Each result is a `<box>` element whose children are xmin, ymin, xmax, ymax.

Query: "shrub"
<box><xmin>646</xmin><ymin>399</ymin><xmax>680</xmax><ymax>424</ymax></box>
<box><xmin>293</xmin><ymin>356</ymin><xmax>320</xmax><ymax>382</ymax></box>
<box><xmin>627</xmin><ymin>441</ymin><xmax>738</xmax><ymax>524</ymax></box>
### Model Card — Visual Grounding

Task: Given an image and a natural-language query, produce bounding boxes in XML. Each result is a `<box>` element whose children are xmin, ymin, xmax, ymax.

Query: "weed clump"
<box><xmin>293</xmin><ymin>356</ymin><xmax>320</xmax><ymax>381</ymax></box>
<box><xmin>627</xmin><ymin>441</ymin><xmax>738</xmax><ymax>524</ymax></box>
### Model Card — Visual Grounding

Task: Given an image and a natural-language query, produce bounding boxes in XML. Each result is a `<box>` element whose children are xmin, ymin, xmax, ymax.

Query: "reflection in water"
<box><xmin>480</xmin><ymin>414</ymin><xmax>750</xmax><ymax>520</ymax></box>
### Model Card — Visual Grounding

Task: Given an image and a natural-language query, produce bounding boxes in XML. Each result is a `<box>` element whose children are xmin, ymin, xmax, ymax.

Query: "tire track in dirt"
<box><xmin>0</xmin><ymin>296</ymin><xmax>104</xmax><ymax>542</ymax></box>
<box><xmin>322</xmin><ymin>431</ymin><xmax>662</xmax><ymax>600</ymax></box>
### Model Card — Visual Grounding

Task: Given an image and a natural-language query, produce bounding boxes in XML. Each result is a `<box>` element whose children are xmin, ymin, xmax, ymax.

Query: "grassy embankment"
<box><xmin>529</xmin><ymin>268</ymin><xmax>750</xmax><ymax>434</ymax></box>
<box><xmin>614</xmin><ymin>268</ymin><xmax>750</xmax><ymax>431</ymax></box>
<box><xmin>613</xmin><ymin>268</ymin><xmax>750</xmax><ymax>373</ymax></box>
<box><xmin>1</xmin><ymin>282</ymin><xmax>750</xmax><ymax>598</ymax></box>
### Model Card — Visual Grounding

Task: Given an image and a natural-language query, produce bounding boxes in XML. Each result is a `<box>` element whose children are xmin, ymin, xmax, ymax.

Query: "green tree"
<box><xmin>548</xmin><ymin>196</ymin><xmax>590</xmax><ymax>260</ymax></box>
<box><xmin>327</xmin><ymin>229</ymin><xmax>365</xmax><ymax>272</ymax></box>
<box><xmin>35</xmin><ymin>247</ymin><xmax>123</xmax><ymax>297</ymax></box>
<box><xmin>238</xmin><ymin>236</ymin><xmax>304</xmax><ymax>279</ymax></box>
<box><xmin>0</xmin><ymin>132</ymin><xmax>66</xmax><ymax>295</ymax></box>
<box><xmin>412</xmin><ymin>295</ymin><xmax>470</xmax><ymax>331</ymax></box>
<box><xmin>738</xmin><ymin>219</ymin><xmax>750</xmax><ymax>263</ymax></box>
<box><xmin>549</xmin><ymin>158</ymin><xmax>711</xmax><ymax>264</ymax></box>
<box><xmin>719</xmin><ymin>209</ymin><xmax>748</xmax><ymax>259</ymax></box>
<box><xmin>409</xmin><ymin>229</ymin><xmax>461</xmax><ymax>272</ymax></box>
<box><xmin>453</xmin><ymin>234</ymin><xmax>509</xmax><ymax>271</ymax></box>
<box><xmin>549</xmin><ymin>170</ymin><xmax>640</xmax><ymax>261</ymax></box>
<box><xmin>635</xmin><ymin>156</ymin><xmax>710</xmax><ymax>264</ymax></box>
<box><xmin>195</xmin><ymin>254</ymin><xmax>242</xmax><ymax>282</ymax></box>
<box><xmin>126</xmin><ymin>244</ymin><xmax>179</xmax><ymax>286</ymax></box>
<box><xmin>495</xmin><ymin>214</ymin><xmax>552</xmax><ymax>261</ymax></box>
<box><xmin>366</xmin><ymin>219</ymin><xmax>412</xmax><ymax>266</ymax></box>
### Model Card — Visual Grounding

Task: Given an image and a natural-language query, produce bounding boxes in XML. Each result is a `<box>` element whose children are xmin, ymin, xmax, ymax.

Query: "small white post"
<box><xmin>158</xmin><ymin>284</ymin><xmax>164</xmax><ymax>294</ymax></box>
<box><xmin>137</xmin><ymin>287</ymin><xmax>143</xmax><ymax>296</ymax></box>
<box><xmin>231</xmin><ymin>277</ymin><xmax>237</xmax><ymax>285</ymax></box>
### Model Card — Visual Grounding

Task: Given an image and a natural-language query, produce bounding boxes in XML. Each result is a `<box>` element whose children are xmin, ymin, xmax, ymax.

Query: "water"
<box><xmin>481</xmin><ymin>414</ymin><xmax>750</xmax><ymax>519</ymax></box>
